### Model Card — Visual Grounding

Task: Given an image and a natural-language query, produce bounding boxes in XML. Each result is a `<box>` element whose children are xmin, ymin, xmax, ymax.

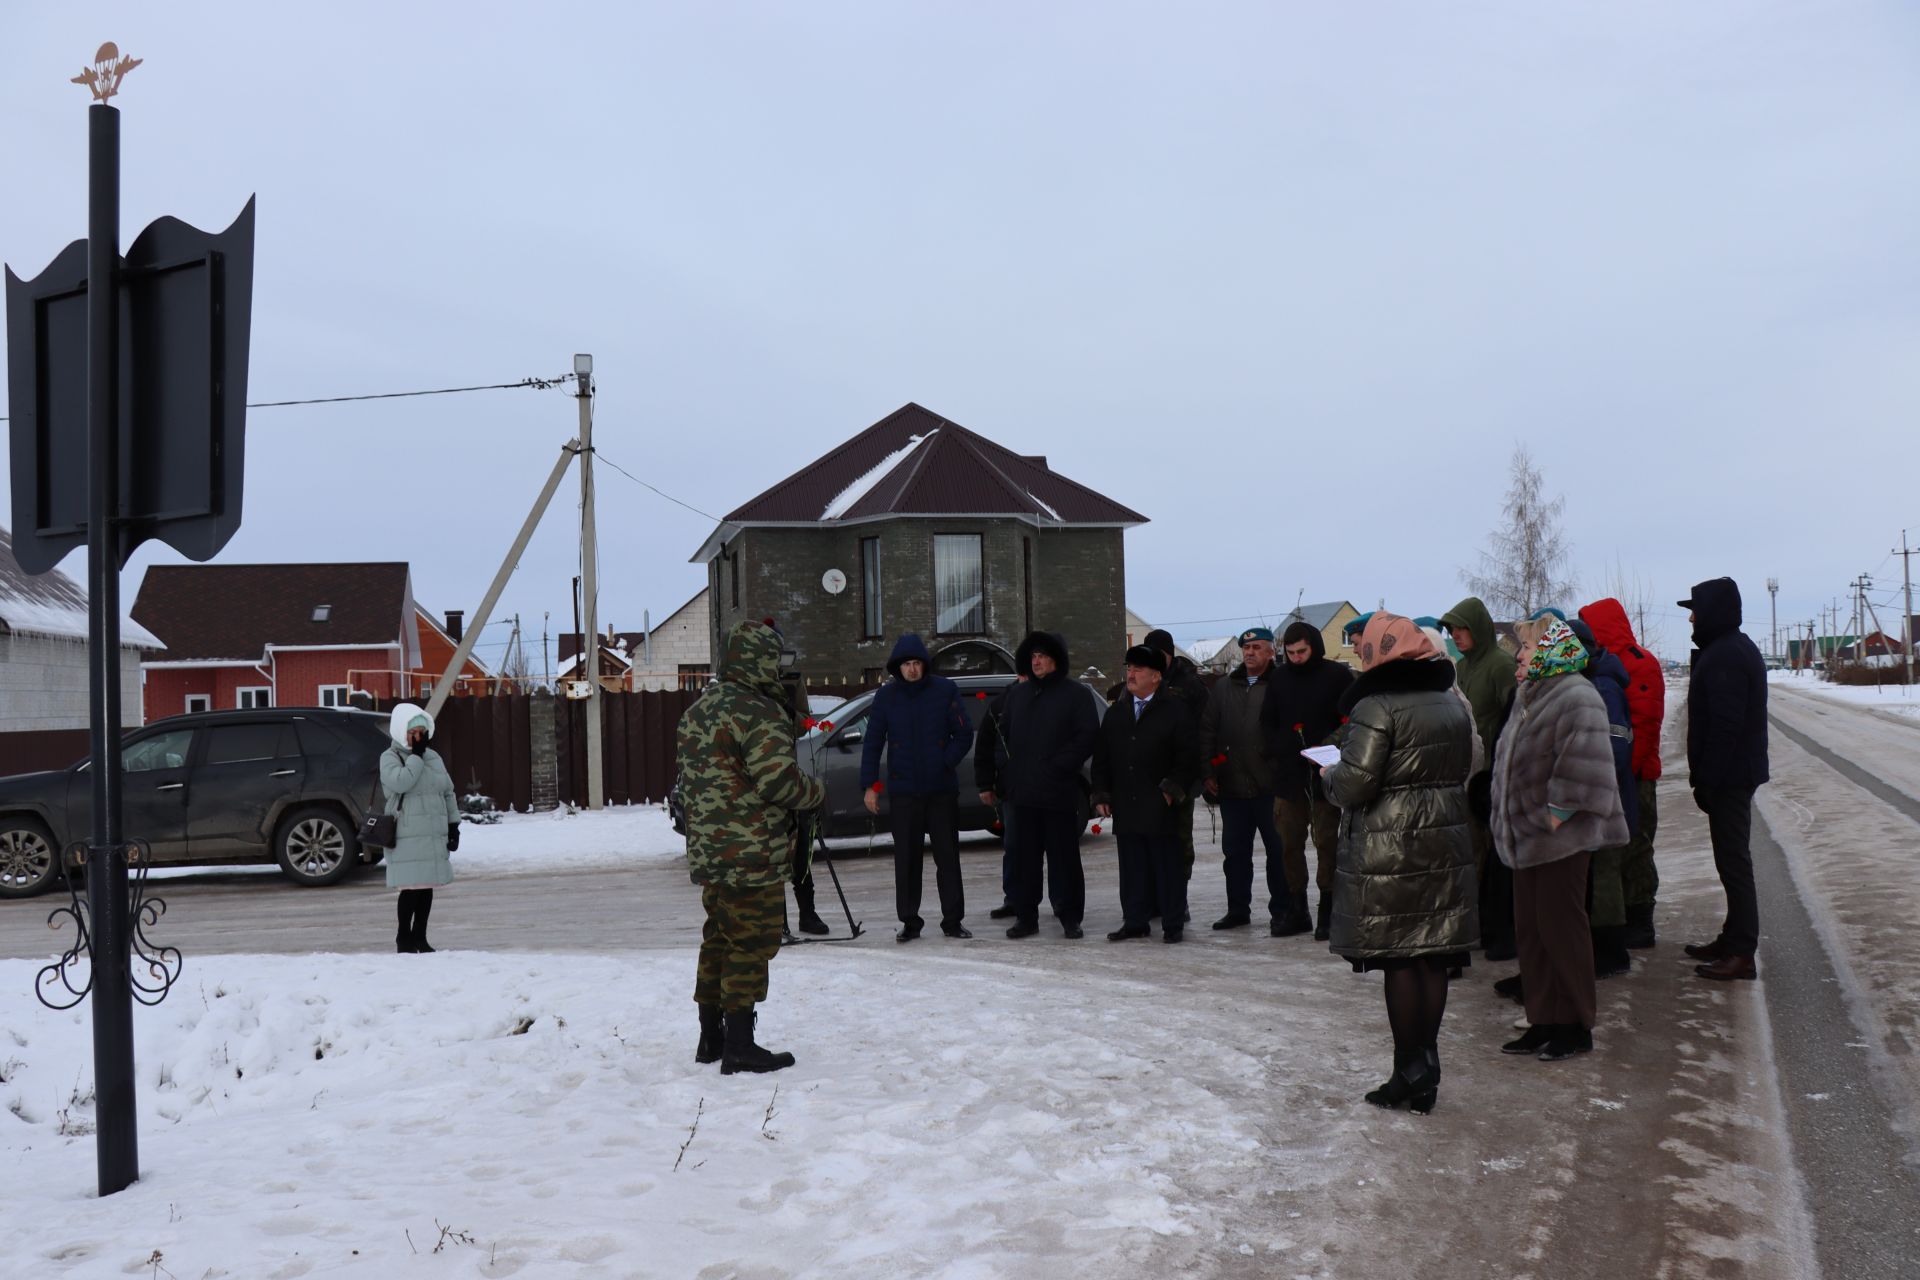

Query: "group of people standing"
<box><xmin>675</xmin><ymin>576</ymin><xmax>1770</xmax><ymax>1094</ymax></box>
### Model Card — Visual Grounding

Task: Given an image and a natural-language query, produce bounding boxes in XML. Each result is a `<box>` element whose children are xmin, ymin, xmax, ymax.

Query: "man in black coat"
<box><xmin>1000</xmin><ymin>631</ymin><xmax>1099</xmax><ymax>939</ymax></box>
<box><xmin>1678</xmin><ymin>577</ymin><xmax>1769</xmax><ymax>982</ymax></box>
<box><xmin>1261</xmin><ymin>620</ymin><xmax>1356</xmax><ymax>940</ymax></box>
<box><xmin>1093</xmin><ymin>646</ymin><xmax>1200</xmax><ymax>942</ymax></box>
<box><xmin>975</xmin><ymin>663</ymin><xmax>1030</xmax><ymax>920</ymax></box>
<box><xmin>1145</xmin><ymin>628</ymin><xmax>1207</xmax><ymax>889</ymax></box>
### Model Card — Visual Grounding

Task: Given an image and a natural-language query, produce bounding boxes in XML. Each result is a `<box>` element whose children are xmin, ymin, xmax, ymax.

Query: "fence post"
<box><xmin>529</xmin><ymin>688</ymin><xmax>559</xmax><ymax>812</ymax></box>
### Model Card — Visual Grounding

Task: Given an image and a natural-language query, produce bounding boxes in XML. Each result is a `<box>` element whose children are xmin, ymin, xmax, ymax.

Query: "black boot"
<box><xmin>794</xmin><ymin>882</ymin><xmax>829</xmax><ymax>935</ymax></box>
<box><xmin>720</xmin><ymin>1008</ymin><xmax>795</xmax><ymax>1075</ymax></box>
<box><xmin>1410</xmin><ymin>1047</ymin><xmax>1441</xmax><ymax>1115</ymax></box>
<box><xmin>1622</xmin><ymin>902</ymin><xmax>1656</xmax><ymax>949</ymax></box>
<box><xmin>1364</xmin><ymin>1048</ymin><xmax>1437</xmax><ymax>1112</ymax></box>
<box><xmin>1493</xmin><ymin>973</ymin><xmax>1525</xmax><ymax>1003</ymax></box>
<box><xmin>1593</xmin><ymin>926</ymin><xmax>1631</xmax><ymax>979</ymax></box>
<box><xmin>695</xmin><ymin>1005</ymin><xmax>724</xmax><ymax>1064</ymax></box>
<box><xmin>1314</xmin><ymin>894</ymin><xmax>1332</xmax><ymax>942</ymax></box>
<box><xmin>1271</xmin><ymin>892</ymin><xmax>1313</xmax><ymax>937</ymax></box>
<box><xmin>395</xmin><ymin>891</ymin><xmax>416</xmax><ymax>953</ymax></box>
<box><xmin>1211</xmin><ymin>911</ymin><xmax>1250</xmax><ymax>931</ymax></box>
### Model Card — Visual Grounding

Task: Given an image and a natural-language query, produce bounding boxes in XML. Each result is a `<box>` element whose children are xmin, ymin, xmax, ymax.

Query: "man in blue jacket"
<box><xmin>1678</xmin><ymin>578</ymin><xmax>1769</xmax><ymax>982</ymax></box>
<box><xmin>862</xmin><ymin>634</ymin><xmax>976</xmax><ymax>941</ymax></box>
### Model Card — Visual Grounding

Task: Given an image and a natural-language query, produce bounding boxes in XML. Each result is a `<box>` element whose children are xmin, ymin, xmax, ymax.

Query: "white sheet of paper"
<box><xmin>1299</xmin><ymin>745</ymin><xmax>1342</xmax><ymax>768</ymax></box>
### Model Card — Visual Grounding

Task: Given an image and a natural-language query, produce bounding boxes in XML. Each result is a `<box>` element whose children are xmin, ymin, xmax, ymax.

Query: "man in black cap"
<box><xmin>1199</xmin><ymin>627</ymin><xmax>1286</xmax><ymax>930</ymax></box>
<box><xmin>1144</xmin><ymin>628</ymin><xmax>1208</xmax><ymax>892</ymax></box>
<box><xmin>1678</xmin><ymin>578</ymin><xmax>1768</xmax><ymax>981</ymax></box>
<box><xmin>1000</xmin><ymin>631</ymin><xmax>1100</xmax><ymax>939</ymax></box>
<box><xmin>1261</xmin><ymin>620</ymin><xmax>1355</xmax><ymax>940</ymax></box>
<box><xmin>1092</xmin><ymin>645</ymin><xmax>1198</xmax><ymax>942</ymax></box>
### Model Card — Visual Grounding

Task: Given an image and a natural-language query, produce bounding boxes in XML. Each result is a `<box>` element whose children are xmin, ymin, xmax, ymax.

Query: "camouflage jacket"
<box><xmin>678</xmin><ymin>622</ymin><xmax>827</xmax><ymax>888</ymax></box>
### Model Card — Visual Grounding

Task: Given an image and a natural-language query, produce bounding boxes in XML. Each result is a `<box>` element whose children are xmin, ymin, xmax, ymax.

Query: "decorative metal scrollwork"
<box><xmin>34</xmin><ymin>839</ymin><xmax>180</xmax><ymax>1010</ymax></box>
<box><xmin>35</xmin><ymin>842</ymin><xmax>94</xmax><ymax>1010</ymax></box>
<box><xmin>126</xmin><ymin>839</ymin><xmax>181</xmax><ymax>1006</ymax></box>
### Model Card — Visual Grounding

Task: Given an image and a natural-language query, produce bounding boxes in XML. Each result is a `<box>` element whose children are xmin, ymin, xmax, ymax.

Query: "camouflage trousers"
<box><xmin>694</xmin><ymin>882</ymin><xmax>785</xmax><ymax>1012</ymax></box>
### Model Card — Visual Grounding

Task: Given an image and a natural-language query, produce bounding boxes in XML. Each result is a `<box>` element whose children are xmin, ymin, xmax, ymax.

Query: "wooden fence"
<box><xmin>555</xmin><ymin>688</ymin><xmax>702</xmax><ymax>806</ymax></box>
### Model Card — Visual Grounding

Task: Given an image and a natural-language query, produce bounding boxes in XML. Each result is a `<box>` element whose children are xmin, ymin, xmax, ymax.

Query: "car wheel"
<box><xmin>0</xmin><ymin>818</ymin><xmax>60</xmax><ymax>898</ymax></box>
<box><xmin>275</xmin><ymin>806</ymin><xmax>359</xmax><ymax>887</ymax></box>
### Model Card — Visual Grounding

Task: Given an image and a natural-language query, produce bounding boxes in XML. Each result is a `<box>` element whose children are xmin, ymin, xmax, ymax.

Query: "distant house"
<box><xmin>691</xmin><ymin>403</ymin><xmax>1147</xmax><ymax>684</ymax></box>
<box><xmin>0</xmin><ymin>527</ymin><xmax>164</xmax><ymax>774</ymax></box>
<box><xmin>133</xmin><ymin>562</ymin><xmax>432</xmax><ymax>718</ymax></box>
<box><xmin>558</xmin><ymin>588</ymin><xmax>713</xmax><ymax>692</ymax></box>
<box><xmin>411</xmin><ymin>607</ymin><xmax>499</xmax><ymax>697</ymax></box>
<box><xmin>1188</xmin><ymin>637</ymin><xmax>1241</xmax><ymax>675</ymax></box>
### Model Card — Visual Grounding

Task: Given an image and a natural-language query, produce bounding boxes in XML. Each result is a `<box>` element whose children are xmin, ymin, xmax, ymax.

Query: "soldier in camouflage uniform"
<box><xmin>679</xmin><ymin>620</ymin><xmax>827</xmax><ymax>1075</ymax></box>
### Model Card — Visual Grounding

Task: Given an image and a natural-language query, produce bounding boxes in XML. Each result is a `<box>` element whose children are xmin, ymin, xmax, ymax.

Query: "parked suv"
<box><xmin>0</xmin><ymin>708</ymin><xmax>392</xmax><ymax>898</ymax></box>
<box><xmin>669</xmin><ymin>675</ymin><xmax>1105</xmax><ymax>841</ymax></box>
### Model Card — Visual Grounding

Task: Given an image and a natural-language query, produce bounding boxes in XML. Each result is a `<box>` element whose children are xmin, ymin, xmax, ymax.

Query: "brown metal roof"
<box><xmin>131</xmin><ymin>562</ymin><xmax>413</xmax><ymax>661</ymax></box>
<box><xmin>722</xmin><ymin>403</ymin><xmax>1148</xmax><ymax>526</ymax></box>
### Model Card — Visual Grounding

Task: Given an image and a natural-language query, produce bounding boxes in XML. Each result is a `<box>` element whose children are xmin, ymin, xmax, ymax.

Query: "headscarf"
<box><xmin>1523</xmin><ymin>618</ymin><xmax>1588</xmax><ymax>682</ymax></box>
<box><xmin>1356</xmin><ymin>611</ymin><xmax>1438</xmax><ymax>671</ymax></box>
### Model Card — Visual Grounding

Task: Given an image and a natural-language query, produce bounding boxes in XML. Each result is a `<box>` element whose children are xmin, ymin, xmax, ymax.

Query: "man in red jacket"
<box><xmin>1578</xmin><ymin>599</ymin><xmax>1666</xmax><ymax>948</ymax></box>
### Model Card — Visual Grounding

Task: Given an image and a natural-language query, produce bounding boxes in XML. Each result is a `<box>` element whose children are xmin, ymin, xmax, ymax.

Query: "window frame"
<box><xmin>236</xmin><ymin>686</ymin><xmax>272</xmax><ymax>710</ymax></box>
<box><xmin>860</xmin><ymin>536</ymin><xmax>884</xmax><ymax>639</ymax></box>
<box><xmin>183</xmin><ymin>693</ymin><xmax>212</xmax><ymax>714</ymax></box>
<box><xmin>930</xmin><ymin>531</ymin><xmax>987</xmax><ymax>637</ymax></box>
<box><xmin>316</xmin><ymin>684</ymin><xmax>353</xmax><ymax>708</ymax></box>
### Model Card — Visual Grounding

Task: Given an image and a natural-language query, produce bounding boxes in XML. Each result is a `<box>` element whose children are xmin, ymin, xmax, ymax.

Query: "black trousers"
<box><xmin>891</xmin><ymin>791</ymin><xmax>964</xmax><ymax>928</ymax></box>
<box><xmin>1012</xmin><ymin>804</ymin><xmax>1085</xmax><ymax>928</ymax></box>
<box><xmin>1118</xmin><ymin>831</ymin><xmax>1185</xmax><ymax>931</ymax></box>
<box><xmin>1696</xmin><ymin>786</ymin><xmax>1759</xmax><ymax>957</ymax></box>
<box><xmin>1219</xmin><ymin>794</ymin><xmax>1284</xmax><ymax>919</ymax></box>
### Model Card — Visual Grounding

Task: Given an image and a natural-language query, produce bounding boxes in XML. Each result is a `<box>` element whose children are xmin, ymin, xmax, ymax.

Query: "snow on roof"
<box><xmin>1185</xmin><ymin>636</ymin><xmax>1238</xmax><ymax>664</ymax></box>
<box><xmin>820</xmin><ymin>430</ymin><xmax>937</xmax><ymax>520</ymax></box>
<box><xmin>0</xmin><ymin>528</ymin><xmax>163</xmax><ymax>649</ymax></box>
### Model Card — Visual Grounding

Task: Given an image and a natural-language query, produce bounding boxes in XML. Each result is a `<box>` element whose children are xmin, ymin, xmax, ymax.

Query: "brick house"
<box><xmin>131</xmin><ymin>562</ymin><xmax>489</xmax><ymax>717</ymax></box>
<box><xmin>0</xmin><ymin>527</ymin><xmax>164</xmax><ymax>774</ymax></box>
<box><xmin>557</xmin><ymin>588</ymin><xmax>713</xmax><ymax>692</ymax></box>
<box><xmin>691</xmin><ymin>403</ymin><xmax>1147</xmax><ymax>683</ymax></box>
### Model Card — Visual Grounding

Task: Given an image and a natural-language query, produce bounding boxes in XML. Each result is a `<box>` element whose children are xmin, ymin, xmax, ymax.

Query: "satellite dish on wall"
<box><xmin>821</xmin><ymin>569</ymin><xmax>848</xmax><ymax>595</ymax></box>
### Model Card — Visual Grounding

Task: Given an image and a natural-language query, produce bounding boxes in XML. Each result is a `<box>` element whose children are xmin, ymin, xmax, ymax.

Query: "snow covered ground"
<box><xmin>1768</xmin><ymin>670</ymin><xmax>1920</xmax><ymax>720</ymax></box>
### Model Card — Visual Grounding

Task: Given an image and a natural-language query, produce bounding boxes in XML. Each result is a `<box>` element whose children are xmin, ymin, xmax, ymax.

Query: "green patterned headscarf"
<box><xmin>1525</xmin><ymin>618</ymin><xmax>1588</xmax><ymax>682</ymax></box>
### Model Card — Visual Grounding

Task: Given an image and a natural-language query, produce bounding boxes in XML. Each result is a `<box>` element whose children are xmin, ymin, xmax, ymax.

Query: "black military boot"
<box><xmin>794</xmin><ymin>882</ymin><xmax>829</xmax><ymax>936</ymax></box>
<box><xmin>1622</xmin><ymin>901</ymin><xmax>1656</xmax><ymax>949</ymax></box>
<box><xmin>695</xmin><ymin>1005</ymin><xmax>724</xmax><ymax>1064</ymax></box>
<box><xmin>720</xmin><ymin>1008</ymin><xmax>796</xmax><ymax>1075</ymax></box>
<box><xmin>1271</xmin><ymin>892</ymin><xmax>1313</xmax><ymax>937</ymax></box>
<box><xmin>1314</xmin><ymin>894</ymin><xmax>1332</xmax><ymax>942</ymax></box>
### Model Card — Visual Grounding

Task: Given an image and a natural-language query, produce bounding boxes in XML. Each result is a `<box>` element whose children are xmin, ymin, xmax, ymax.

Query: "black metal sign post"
<box><xmin>5</xmin><ymin>44</ymin><xmax>253</xmax><ymax>1198</ymax></box>
<box><xmin>84</xmin><ymin>96</ymin><xmax>138</xmax><ymax>1197</ymax></box>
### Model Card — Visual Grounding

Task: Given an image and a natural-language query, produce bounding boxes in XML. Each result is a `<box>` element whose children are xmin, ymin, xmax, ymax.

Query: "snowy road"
<box><xmin>0</xmin><ymin>760</ymin><xmax>1815</xmax><ymax>1279</ymax></box>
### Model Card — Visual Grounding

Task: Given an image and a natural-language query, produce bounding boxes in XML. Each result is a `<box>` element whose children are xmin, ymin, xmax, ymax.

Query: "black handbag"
<box><xmin>358</xmin><ymin>768</ymin><xmax>403</xmax><ymax>849</ymax></box>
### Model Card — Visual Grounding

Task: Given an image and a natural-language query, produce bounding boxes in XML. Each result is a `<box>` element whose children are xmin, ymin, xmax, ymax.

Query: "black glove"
<box><xmin>446</xmin><ymin>822</ymin><xmax>460</xmax><ymax>853</ymax></box>
<box><xmin>410</xmin><ymin>738</ymin><xmax>427</xmax><ymax>757</ymax></box>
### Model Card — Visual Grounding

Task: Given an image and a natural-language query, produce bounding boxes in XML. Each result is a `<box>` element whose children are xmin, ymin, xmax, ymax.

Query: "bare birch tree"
<box><xmin>1461</xmin><ymin>445</ymin><xmax>1576</xmax><ymax>619</ymax></box>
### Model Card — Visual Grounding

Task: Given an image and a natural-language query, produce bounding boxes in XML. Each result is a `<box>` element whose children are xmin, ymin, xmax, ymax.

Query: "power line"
<box><xmin>595</xmin><ymin>449</ymin><xmax>722</xmax><ymax>523</ymax></box>
<box><xmin>0</xmin><ymin>373</ymin><xmax>575</xmax><ymax>420</ymax></box>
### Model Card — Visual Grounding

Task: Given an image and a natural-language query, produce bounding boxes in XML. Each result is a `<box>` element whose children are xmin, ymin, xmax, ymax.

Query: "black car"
<box><xmin>0</xmin><ymin>708</ymin><xmax>392</xmax><ymax>898</ymax></box>
<box><xmin>669</xmin><ymin>675</ymin><xmax>1105</xmax><ymax>841</ymax></box>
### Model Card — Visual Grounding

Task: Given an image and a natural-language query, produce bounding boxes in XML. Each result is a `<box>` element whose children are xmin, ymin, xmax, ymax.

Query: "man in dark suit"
<box><xmin>1092</xmin><ymin>645</ymin><xmax>1200</xmax><ymax>943</ymax></box>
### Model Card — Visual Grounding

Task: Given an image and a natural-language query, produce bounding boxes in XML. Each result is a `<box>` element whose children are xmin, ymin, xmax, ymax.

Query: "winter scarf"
<box><xmin>1524</xmin><ymin>619</ymin><xmax>1589</xmax><ymax>683</ymax></box>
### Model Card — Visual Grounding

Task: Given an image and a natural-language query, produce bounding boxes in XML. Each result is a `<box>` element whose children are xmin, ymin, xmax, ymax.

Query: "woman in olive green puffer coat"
<box><xmin>1321</xmin><ymin>613</ymin><xmax>1477</xmax><ymax>1115</ymax></box>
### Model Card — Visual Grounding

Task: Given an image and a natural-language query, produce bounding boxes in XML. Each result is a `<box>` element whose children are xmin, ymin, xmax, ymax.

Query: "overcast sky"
<box><xmin>4</xmin><ymin>2</ymin><xmax>1916</xmax><ymax>670</ymax></box>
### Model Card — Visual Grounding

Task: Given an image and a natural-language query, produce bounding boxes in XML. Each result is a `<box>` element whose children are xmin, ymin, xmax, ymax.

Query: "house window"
<box><xmin>1022</xmin><ymin>536</ymin><xmax>1033</xmax><ymax>636</ymax></box>
<box><xmin>933</xmin><ymin>533</ymin><xmax>985</xmax><ymax>635</ymax></box>
<box><xmin>860</xmin><ymin>537</ymin><xmax>883</xmax><ymax>638</ymax></box>
<box><xmin>237</xmin><ymin>686</ymin><xmax>272</xmax><ymax>709</ymax></box>
<box><xmin>184</xmin><ymin>694</ymin><xmax>212</xmax><ymax>714</ymax></box>
<box><xmin>317</xmin><ymin>685</ymin><xmax>353</xmax><ymax>708</ymax></box>
<box><xmin>312</xmin><ymin>605</ymin><xmax>332</xmax><ymax>623</ymax></box>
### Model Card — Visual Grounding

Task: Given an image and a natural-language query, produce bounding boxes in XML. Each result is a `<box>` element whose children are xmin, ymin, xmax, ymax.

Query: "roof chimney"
<box><xmin>445</xmin><ymin>610</ymin><xmax>465</xmax><ymax>641</ymax></box>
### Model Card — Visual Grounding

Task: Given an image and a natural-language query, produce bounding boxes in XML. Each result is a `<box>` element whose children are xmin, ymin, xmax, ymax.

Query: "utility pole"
<box><xmin>1897</xmin><ymin>531</ymin><xmax>1915</xmax><ymax>687</ymax></box>
<box><xmin>575</xmin><ymin>354</ymin><xmax>604</xmax><ymax>810</ymax></box>
<box><xmin>1767</xmin><ymin>578</ymin><xmax>1779</xmax><ymax>663</ymax></box>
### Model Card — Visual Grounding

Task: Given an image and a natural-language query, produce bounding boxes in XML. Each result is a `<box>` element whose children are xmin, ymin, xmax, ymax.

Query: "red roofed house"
<box><xmin>690</xmin><ymin>403</ymin><xmax>1148</xmax><ymax>683</ymax></box>
<box><xmin>131</xmin><ymin>563</ymin><xmax>494</xmax><ymax>719</ymax></box>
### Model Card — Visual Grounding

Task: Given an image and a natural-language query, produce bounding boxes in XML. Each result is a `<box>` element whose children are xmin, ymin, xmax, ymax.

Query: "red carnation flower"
<box><xmin>820</xmin><ymin>720</ymin><xmax>834</xmax><ymax>731</ymax></box>
<box><xmin>1090</xmin><ymin>823</ymin><xmax>1103</xmax><ymax>835</ymax></box>
<box><xmin>871</xmin><ymin>781</ymin><xmax>885</xmax><ymax>794</ymax></box>
<box><xmin>1292</xmin><ymin>722</ymin><xmax>1305</xmax><ymax>733</ymax></box>
<box><xmin>801</xmin><ymin>717</ymin><xmax>818</xmax><ymax>730</ymax></box>
<box><xmin>1339</xmin><ymin>716</ymin><xmax>1350</xmax><ymax>725</ymax></box>
<box><xmin>1210</xmin><ymin>753</ymin><xmax>1228</xmax><ymax>767</ymax></box>
<box><xmin>975</xmin><ymin>691</ymin><xmax>988</xmax><ymax>700</ymax></box>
